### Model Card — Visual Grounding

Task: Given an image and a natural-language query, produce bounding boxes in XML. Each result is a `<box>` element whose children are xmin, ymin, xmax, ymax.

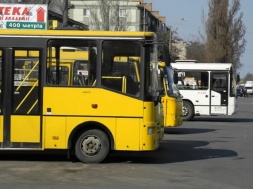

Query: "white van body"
<box><xmin>245</xmin><ymin>82</ymin><xmax>253</xmax><ymax>95</ymax></box>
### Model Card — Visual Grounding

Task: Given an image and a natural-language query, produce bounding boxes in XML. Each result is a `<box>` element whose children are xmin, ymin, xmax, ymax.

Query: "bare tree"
<box><xmin>205</xmin><ymin>0</ymin><xmax>246</xmax><ymax>70</ymax></box>
<box><xmin>156</xmin><ymin>30</ymin><xmax>169</xmax><ymax>43</ymax></box>
<box><xmin>48</xmin><ymin>0</ymin><xmax>65</xmax><ymax>14</ymax></box>
<box><xmin>243</xmin><ymin>73</ymin><xmax>253</xmax><ymax>82</ymax></box>
<box><xmin>186</xmin><ymin>40</ymin><xmax>206</xmax><ymax>62</ymax></box>
<box><xmin>85</xmin><ymin>0</ymin><xmax>129</xmax><ymax>31</ymax></box>
<box><xmin>169</xmin><ymin>28</ymin><xmax>183</xmax><ymax>61</ymax></box>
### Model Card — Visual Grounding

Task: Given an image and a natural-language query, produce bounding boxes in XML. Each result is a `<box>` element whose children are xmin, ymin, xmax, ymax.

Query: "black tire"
<box><xmin>182</xmin><ymin>101</ymin><xmax>194</xmax><ymax>121</ymax></box>
<box><xmin>75</xmin><ymin>129</ymin><xmax>110</xmax><ymax>163</ymax></box>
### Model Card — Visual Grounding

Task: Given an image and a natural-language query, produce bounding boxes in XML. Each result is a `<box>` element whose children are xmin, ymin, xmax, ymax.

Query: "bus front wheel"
<box><xmin>183</xmin><ymin>101</ymin><xmax>194</xmax><ymax>121</ymax></box>
<box><xmin>75</xmin><ymin>129</ymin><xmax>110</xmax><ymax>163</ymax></box>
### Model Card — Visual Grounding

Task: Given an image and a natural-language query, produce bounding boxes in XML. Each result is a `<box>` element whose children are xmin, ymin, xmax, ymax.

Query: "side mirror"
<box><xmin>158</xmin><ymin>45</ymin><xmax>171</xmax><ymax>66</ymax></box>
<box><xmin>174</xmin><ymin>71</ymin><xmax>178</xmax><ymax>84</ymax></box>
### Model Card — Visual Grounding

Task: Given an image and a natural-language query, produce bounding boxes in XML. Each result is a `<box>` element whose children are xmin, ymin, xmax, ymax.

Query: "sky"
<box><xmin>147</xmin><ymin>0</ymin><xmax>253</xmax><ymax>78</ymax></box>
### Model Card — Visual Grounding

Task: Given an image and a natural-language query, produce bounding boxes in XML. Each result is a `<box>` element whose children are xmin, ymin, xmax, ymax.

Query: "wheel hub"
<box><xmin>81</xmin><ymin>136</ymin><xmax>101</xmax><ymax>156</ymax></box>
<box><xmin>183</xmin><ymin>106</ymin><xmax>189</xmax><ymax>116</ymax></box>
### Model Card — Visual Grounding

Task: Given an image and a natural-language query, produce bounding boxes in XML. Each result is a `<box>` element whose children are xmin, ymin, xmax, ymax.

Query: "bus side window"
<box><xmin>72</xmin><ymin>49</ymin><xmax>97</xmax><ymax>86</ymax></box>
<box><xmin>201</xmin><ymin>72</ymin><xmax>209</xmax><ymax>89</ymax></box>
<box><xmin>47</xmin><ymin>39</ymin><xmax>97</xmax><ymax>87</ymax></box>
<box><xmin>180</xmin><ymin>71</ymin><xmax>209</xmax><ymax>90</ymax></box>
<box><xmin>47</xmin><ymin>68</ymin><xmax>54</xmax><ymax>84</ymax></box>
<box><xmin>89</xmin><ymin>48</ymin><xmax>97</xmax><ymax>83</ymax></box>
<box><xmin>73</xmin><ymin>61</ymin><xmax>89</xmax><ymax>86</ymax></box>
<box><xmin>47</xmin><ymin>66</ymin><xmax>69</xmax><ymax>85</ymax></box>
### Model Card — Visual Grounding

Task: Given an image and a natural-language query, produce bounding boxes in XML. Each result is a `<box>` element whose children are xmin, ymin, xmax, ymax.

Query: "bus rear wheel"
<box><xmin>183</xmin><ymin>101</ymin><xmax>194</xmax><ymax>121</ymax></box>
<box><xmin>75</xmin><ymin>129</ymin><xmax>110</xmax><ymax>163</ymax></box>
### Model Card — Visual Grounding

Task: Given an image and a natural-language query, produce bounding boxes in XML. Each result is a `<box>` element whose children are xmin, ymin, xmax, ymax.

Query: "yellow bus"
<box><xmin>159</xmin><ymin>62</ymin><xmax>183</xmax><ymax>127</ymax></box>
<box><xmin>0</xmin><ymin>30</ymin><xmax>164</xmax><ymax>163</ymax></box>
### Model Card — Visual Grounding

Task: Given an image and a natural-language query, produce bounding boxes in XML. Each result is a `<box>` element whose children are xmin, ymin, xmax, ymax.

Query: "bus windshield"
<box><xmin>149</xmin><ymin>44</ymin><xmax>159</xmax><ymax>101</ymax></box>
<box><xmin>164</xmin><ymin>66</ymin><xmax>180</xmax><ymax>97</ymax></box>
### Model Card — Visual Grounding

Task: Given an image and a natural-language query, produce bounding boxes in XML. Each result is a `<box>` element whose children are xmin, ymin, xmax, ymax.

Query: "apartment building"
<box><xmin>68</xmin><ymin>0</ymin><xmax>169</xmax><ymax>33</ymax></box>
<box><xmin>68</xmin><ymin>1</ymin><xmax>189</xmax><ymax>59</ymax></box>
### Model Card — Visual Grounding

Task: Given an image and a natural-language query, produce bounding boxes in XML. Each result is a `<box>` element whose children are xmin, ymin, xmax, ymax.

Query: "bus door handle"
<box><xmin>212</xmin><ymin>95</ymin><xmax>215</xmax><ymax>97</ymax></box>
<box><xmin>14</xmin><ymin>92</ymin><xmax>20</xmax><ymax>95</ymax></box>
<box><xmin>205</xmin><ymin>95</ymin><xmax>208</xmax><ymax>98</ymax></box>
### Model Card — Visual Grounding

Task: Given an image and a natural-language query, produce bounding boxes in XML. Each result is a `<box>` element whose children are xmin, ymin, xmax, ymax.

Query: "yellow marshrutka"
<box><xmin>0</xmin><ymin>29</ymin><xmax>166</xmax><ymax>163</ymax></box>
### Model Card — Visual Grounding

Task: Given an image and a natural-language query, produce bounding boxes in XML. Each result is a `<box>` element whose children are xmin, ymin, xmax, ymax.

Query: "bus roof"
<box><xmin>171</xmin><ymin>63</ymin><xmax>233</xmax><ymax>71</ymax></box>
<box><xmin>0</xmin><ymin>29</ymin><xmax>155</xmax><ymax>38</ymax></box>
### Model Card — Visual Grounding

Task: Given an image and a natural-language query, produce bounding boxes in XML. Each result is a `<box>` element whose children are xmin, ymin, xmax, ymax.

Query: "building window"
<box><xmin>119</xmin><ymin>9</ymin><xmax>126</xmax><ymax>17</ymax></box>
<box><xmin>83</xmin><ymin>8</ymin><xmax>90</xmax><ymax>17</ymax></box>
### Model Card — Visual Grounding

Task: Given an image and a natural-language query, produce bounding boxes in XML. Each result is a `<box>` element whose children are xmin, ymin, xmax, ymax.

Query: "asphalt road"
<box><xmin>0</xmin><ymin>96</ymin><xmax>253</xmax><ymax>189</ymax></box>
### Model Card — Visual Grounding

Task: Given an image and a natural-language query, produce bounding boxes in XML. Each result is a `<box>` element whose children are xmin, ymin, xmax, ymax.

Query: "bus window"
<box><xmin>212</xmin><ymin>73</ymin><xmax>227</xmax><ymax>92</ymax></box>
<box><xmin>13</xmin><ymin>50</ymin><xmax>40</xmax><ymax>115</ymax></box>
<box><xmin>147</xmin><ymin>44</ymin><xmax>159</xmax><ymax>99</ymax></box>
<box><xmin>178</xmin><ymin>71</ymin><xmax>208</xmax><ymax>90</ymax></box>
<box><xmin>49</xmin><ymin>66</ymin><xmax>69</xmax><ymax>85</ymax></box>
<box><xmin>164</xmin><ymin>67</ymin><xmax>179</xmax><ymax>97</ymax></box>
<box><xmin>113</xmin><ymin>57</ymin><xmax>140</xmax><ymax>94</ymax></box>
<box><xmin>101</xmin><ymin>41</ymin><xmax>141</xmax><ymax>96</ymax></box>
<box><xmin>47</xmin><ymin>40</ymin><xmax>97</xmax><ymax>87</ymax></box>
<box><xmin>73</xmin><ymin>60</ymin><xmax>89</xmax><ymax>86</ymax></box>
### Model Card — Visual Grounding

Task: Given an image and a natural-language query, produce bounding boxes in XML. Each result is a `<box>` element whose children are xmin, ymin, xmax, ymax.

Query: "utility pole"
<box><xmin>62</xmin><ymin>0</ymin><xmax>68</xmax><ymax>27</ymax></box>
<box><xmin>143</xmin><ymin>4</ymin><xmax>146</xmax><ymax>31</ymax></box>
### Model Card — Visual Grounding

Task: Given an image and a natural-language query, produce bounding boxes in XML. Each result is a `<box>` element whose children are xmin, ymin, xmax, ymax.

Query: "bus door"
<box><xmin>1</xmin><ymin>49</ymin><xmax>41</xmax><ymax>149</ymax></box>
<box><xmin>211</xmin><ymin>72</ymin><xmax>228</xmax><ymax>115</ymax></box>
